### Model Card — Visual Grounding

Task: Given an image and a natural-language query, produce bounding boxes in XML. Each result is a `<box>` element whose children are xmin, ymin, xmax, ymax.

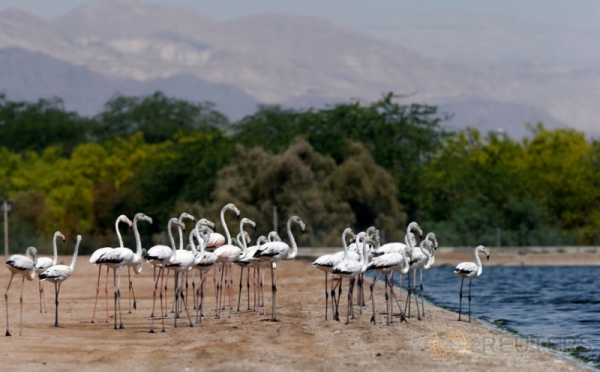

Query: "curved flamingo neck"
<box><xmin>238</xmin><ymin>221</ymin><xmax>248</xmax><ymax>259</ymax></box>
<box><xmin>133</xmin><ymin>218</ymin><xmax>143</xmax><ymax>257</ymax></box>
<box><xmin>115</xmin><ymin>218</ymin><xmax>124</xmax><ymax>247</ymax></box>
<box><xmin>69</xmin><ymin>237</ymin><xmax>81</xmax><ymax>271</ymax></box>
<box><xmin>221</xmin><ymin>207</ymin><xmax>232</xmax><ymax>246</ymax></box>
<box><xmin>52</xmin><ymin>233</ymin><xmax>59</xmax><ymax>265</ymax></box>
<box><xmin>286</xmin><ymin>218</ymin><xmax>298</xmax><ymax>260</ymax></box>
<box><xmin>189</xmin><ymin>230</ymin><xmax>198</xmax><ymax>255</ymax></box>
<box><xmin>474</xmin><ymin>248</ymin><xmax>483</xmax><ymax>269</ymax></box>
<box><xmin>341</xmin><ymin>229</ymin><xmax>350</xmax><ymax>260</ymax></box>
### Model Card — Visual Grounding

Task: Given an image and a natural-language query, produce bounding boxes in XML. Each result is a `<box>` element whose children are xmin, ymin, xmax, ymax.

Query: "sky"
<box><xmin>1</xmin><ymin>0</ymin><xmax>599</xmax><ymax>30</ymax></box>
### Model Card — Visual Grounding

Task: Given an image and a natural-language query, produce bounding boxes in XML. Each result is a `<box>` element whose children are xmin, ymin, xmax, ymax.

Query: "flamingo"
<box><xmin>311</xmin><ymin>228</ymin><xmax>352</xmax><ymax>320</ymax></box>
<box><xmin>5</xmin><ymin>246</ymin><xmax>38</xmax><ymax>336</ymax></box>
<box><xmin>214</xmin><ymin>214</ymin><xmax>255</xmax><ymax>319</ymax></box>
<box><xmin>144</xmin><ymin>217</ymin><xmax>186</xmax><ymax>333</ymax></box>
<box><xmin>419</xmin><ymin>233</ymin><xmax>438</xmax><ymax>316</ymax></box>
<box><xmin>164</xmin><ymin>212</ymin><xmax>195</xmax><ymax>316</ymax></box>
<box><xmin>233</xmin><ymin>231</ymin><xmax>252</xmax><ymax>312</ymax></box>
<box><xmin>253</xmin><ymin>216</ymin><xmax>306</xmax><ymax>322</ymax></box>
<box><xmin>34</xmin><ymin>231</ymin><xmax>65</xmax><ymax>313</ymax></box>
<box><xmin>39</xmin><ymin>235</ymin><xmax>81</xmax><ymax>327</ymax></box>
<box><xmin>405</xmin><ymin>237</ymin><xmax>431</xmax><ymax>321</ymax></box>
<box><xmin>455</xmin><ymin>245</ymin><xmax>490</xmax><ymax>322</ymax></box>
<box><xmin>332</xmin><ymin>232</ymin><xmax>369</xmax><ymax>325</ymax></box>
<box><xmin>89</xmin><ymin>214</ymin><xmax>132</xmax><ymax>323</ymax></box>
<box><xmin>96</xmin><ymin>213</ymin><xmax>152</xmax><ymax>329</ymax></box>
<box><xmin>189</xmin><ymin>225</ymin><xmax>218</xmax><ymax>323</ymax></box>
<box><xmin>367</xmin><ymin>248</ymin><xmax>409</xmax><ymax>325</ymax></box>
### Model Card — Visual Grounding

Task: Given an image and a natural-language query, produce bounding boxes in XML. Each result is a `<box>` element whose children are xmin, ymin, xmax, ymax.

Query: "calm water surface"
<box><xmin>392</xmin><ymin>266</ymin><xmax>600</xmax><ymax>368</ymax></box>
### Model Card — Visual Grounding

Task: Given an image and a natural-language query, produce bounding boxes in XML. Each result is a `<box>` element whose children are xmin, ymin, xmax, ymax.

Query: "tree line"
<box><xmin>0</xmin><ymin>91</ymin><xmax>597</xmax><ymax>253</ymax></box>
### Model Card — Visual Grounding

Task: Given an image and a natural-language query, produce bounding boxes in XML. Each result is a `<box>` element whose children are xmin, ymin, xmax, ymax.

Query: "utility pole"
<box><xmin>2</xmin><ymin>200</ymin><xmax>12</xmax><ymax>256</ymax></box>
<box><xmin>273</xmin><ymin>206</ymin><xmax>278</xmax><ymax>233</ymax></box>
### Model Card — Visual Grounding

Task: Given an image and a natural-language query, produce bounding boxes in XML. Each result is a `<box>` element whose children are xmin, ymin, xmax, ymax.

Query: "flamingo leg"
<box><xmin>179</xmin><ymin>272</ymin><xmax>194</xmax><ymax>327</ymax></box>
<box><xmin>388</xmin><ymin>274</ymin><xmax>407</xmax><ymax>322</ymax></box>
<box><xmin>19</xmin><ymin>276</ymin><xmax>25</xmax><ymax>336</ymax></box>
<box><xmin>246</xmin><ymin>265</ymin><xmax>251</xmax><ymax>311</ymax></box>
<box><xmin>260</xmin><ymin>267</ymin><xmax>266</xmax><ymax>308</ymax></box>
<box><xmin>216</xmin><ymin>264</ymin><xmax>224</xmax><ymax>318</ymax></box>
<box><xmin>346</xmin><ymin>277</ymin><xmax>355</xmax><ymax>325</ymax></box>
<box><xmin>127</xmin><ymin>266</ymin><xmax>133</xmax><ymax>314</ymax></box>
<box><xmin>164</xmin><ymin>270</ymin><xmax>170</xmax><ymax>317</ymax></box>
<box><xmin>468</xmin><ymin>280</ymin><xmax>472</xmax><ymax>322</ymax></box>
<box><xmin>404</xmin><ymin>270</ymin><xmax>412</xmax><ymax>317</ymax></box>
<box><xmin>413</xmin><ymin>271</ymin><xmax>422</xmax><ymax>321</ymax></box>
<box><xmin>420</xmin><ymin>269</ymin><xmax>425</xmax><ymax>317</ymax></box>
<box><xmin>104</xmin><ymin>266</ymin><xmax>110</xmax><ymax>323</ymax></box>
<box><xmin>270</xmin><ymin>264</ymin><xmax>280</xmax><ymax>322</ymax></box>
<box><xmin>113</xmin><ymin>269</ymin><xmax>118</xmax><ymax>330</ymax></box>
<box><xmin>201</xmin><ymin>270</ymin><xmax>207</xmax><ymax>317</ymax></box>
<box><xmin>174</xmin><ymin>273</ymin><xmax>180</xmax><ymax>328</ymax></box>
<box><xmin>384</xmin><ymin>273</ymin><xmax>390</xmax><ymax>325</ymax></box>
<box><xmin>237</xmin><ymin>266</ymin><xmax>243</xmax><ymax>312</ymax></box>
<box><xmin>458</xmin><ymin>278</ymin><xmax>464</xmax><ymax>321</ymax></box>
<box><xmin>149</xmin><ymin>266</ymin><xmax>162</xmax><ymax>333</ymax></box>
<box><xmin>150</xmin><ymin>265</ymin><xmax>157</xmax><ymax>318</ymax></box>
<box><xmin>192</xmin><ymin>269</ymin><xmax>196</xmax><ymax>310</ymax></box>
<box><xmin>91</xmin><ymin>265</ymin><xmax>102</xmax><ymax>322</ymax></box>
<box><xmin>38</xmin><ymin>279</ymin><xmax>43</xmax><ymax>313</ymax></box>
<box><xmin>228</xmin><ymin>265</ymin><xmax>233</xmax><ymax>318</ymax></box>
<box><xmin>117</xmin><ymin>268</ymin><xmax>125</xmax><ymax>329</ymax></box>
<box><xmin>159</xmin><ymin>268</ymin><xmax>167</xmax><ymax>332</ymax></box>
<box><xmin>54</xmin><ymin>282</ymin><xmax>61</xmax><ymax>327</ymax></box>
<box><xmin>370</xmin><ymin>273</ymin><xmax>378</xmax><ymax>325</ymax></box>
<box><xmin>324</xmin><ymin>272</ymin><xmax>328</xmax><ymax>320</ymax></box>
<box><xmin>5</xmin><ymin>273</ymin><xmax>14</xmax><ymax>336</ymax></box>
<box><xmin>185</xmin><ymin>271</ymin><xmax>189</xmax><ymax>313</ymax></box>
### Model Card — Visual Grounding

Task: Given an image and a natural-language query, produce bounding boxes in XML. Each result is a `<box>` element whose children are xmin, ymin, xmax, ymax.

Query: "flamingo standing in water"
<box><xmin>455</xmin><ymin>245</ymin><xmax>490</xmax><ymax>322</ymax></box>
<box><xmin>5</xmin><ymin>246</ymin><xmax>38</xmax><ymax>336</ymax></box>
<box><xmin>144</xmin><ymin>218</ymin><xmax>185</xmax><ymax>332</ymax></box>
<box><xmin>39</xmin><ymin>235</ymin><xmax>81</xmax><ymax>327</ymax></box>
<box><xmin>34</xmin><ymin>231</ymin><xmax>65</xmax><ymax>313</ymax></box>
<box><xmin>96</xmin><ymin>213</ymin><xmax>152</xmax><ymax>329</ymax></box>
<box><xmin>89</xmin><ymin>215</ymin><xmax>132</xmax><ymax>323</ymax></box>
<box><xmin>253</xmin><ymin>216</ymin><xmax>306</xmax><ymax>321</ymax></box>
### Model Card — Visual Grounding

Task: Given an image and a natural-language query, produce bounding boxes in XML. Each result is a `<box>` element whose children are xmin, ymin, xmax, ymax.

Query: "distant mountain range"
<box><xmin>0</xmin><ymin>0</ymin><xmax>596</xmax><ymax>137</ymax></box>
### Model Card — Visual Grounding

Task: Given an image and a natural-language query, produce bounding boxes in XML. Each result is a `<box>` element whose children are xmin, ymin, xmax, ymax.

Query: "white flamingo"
<box><xmin>39</xmin><ymin>235</ymin><xmax>81</xmax><ymax>328</ymax></box>
<box><xmin>367</xmin><ymin>248</ymin><xmax>409</xmax><ymax>325</ymax></box>
<box><xmin>89</xmin><ymin>214</ymin><xmax>132</xmax><ymax>323</ymax></box>
<box><xmin>34</xmin><ymin>231</ymin><xmax>65</xmax><ymax>313</ymax></box>
<box><xmin>405</xmin><ymin>237</ymin><xmax>431</xmax><ymax>320</ymax></box>
<box><xmin>189</xmin><ymin>225</ymin><xmax>218</xmax><ymax>323</ymax></box>
<box><xmin>253</xmin><ymin>216</ymin><xmax>306</xmax><ymax>321</ymax></box>
<box><xmin>5</xmin><ymin>246</ymin><xmax>38</xmax><ymax>336</ymax></box>
<box><xmin>332</xmin><ymin>232</ymin><xmax>369</xmax><ymax>325</ymax></box>
<box><xmin>96</xmin><ymin>213</ymin><xmax>152</xmax><ymax>329</ymax></box>
<box><xmin>419</xmin><ymin>232</ymin><xmax>438</xmax><ymax>316</ymax></box>
<box><xmin>455</xmin><ymin>245</ymin><xmax>490</xmax><ymax>322</ymax></box>
<box><xmin>214</xmin><ymin>214</ymin><xmax>254</xmax><ymax>319</ymax></box>
<box><xmin>164</xmin><ymin>212</ymin><xmax>195</xmax><ymax>316</ymax></box>
<box><xmin>311</xmin><ymin>227</ymin><xmax>352</xmax><ymax>321</ymax></box>
<box><xmin>233</xmin><ymin>231</ymin><xmax>252</xmax><ymax>312</ymax></box>
<box><xmin>144</xmin><ymin>217</ymin><xmax>185</xmax><ymax>333</ymax></box>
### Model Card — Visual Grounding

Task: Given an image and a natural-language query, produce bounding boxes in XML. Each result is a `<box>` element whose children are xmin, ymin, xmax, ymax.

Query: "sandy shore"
<box><xmin>0</xmin><ymin>255</ymin><xmax>588</xmax><ymax>371</ymax></box>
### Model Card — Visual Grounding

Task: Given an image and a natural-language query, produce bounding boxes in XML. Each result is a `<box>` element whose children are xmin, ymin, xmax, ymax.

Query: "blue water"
<box><xmin>393</xmin><ymin>266</ymin><xmax>600</xmax><ymax>368</ymax></box>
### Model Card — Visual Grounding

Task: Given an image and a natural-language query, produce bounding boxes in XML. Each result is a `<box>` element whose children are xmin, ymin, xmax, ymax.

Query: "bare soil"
<box><xmin>0</xmin><ymin>255</ymin><xmax>588</xmax><ymax>371</ymax></box>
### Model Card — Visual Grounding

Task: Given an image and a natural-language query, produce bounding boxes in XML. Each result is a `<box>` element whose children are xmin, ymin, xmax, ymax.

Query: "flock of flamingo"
<box><xmin>4</xmin><ymin>203</ymin><xmax>490</xmax><ymax>336</ymax></box>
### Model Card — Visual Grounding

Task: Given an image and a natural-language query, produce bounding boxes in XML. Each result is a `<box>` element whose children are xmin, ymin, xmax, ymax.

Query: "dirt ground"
<box><xmin>0</xmin><ymin>254</ymin><xmax>589</xmax><ymax>371</ymax></box>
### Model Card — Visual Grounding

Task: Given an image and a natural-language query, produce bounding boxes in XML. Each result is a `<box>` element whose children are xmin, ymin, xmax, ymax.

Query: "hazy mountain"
<box><xmin>349</xmin><ymin>11</ymin><xmax>600</xmax><ymax>66</ymax></box>
<box><xmin>0</xmin><ymin>47</ymin><xmax>258</xmax><ymax>120</ymax></box>
<box><xmin>0</xmin><ymin>1</ymin><xmax>596</xmax><ymax>137</ymax></box>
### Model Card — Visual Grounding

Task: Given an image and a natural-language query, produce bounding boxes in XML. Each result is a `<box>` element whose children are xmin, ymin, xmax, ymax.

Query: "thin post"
<box><xmin>161</xmin><ymin>231</ymin><xmax>165</xmax><ymax>246</ymax></box>
<box><xmin>381</xmin><ymin>229</ymin><xmax>386</xmax><ymax>245</ymax></box>
<box><xmin>496</xmin><ymin>227</ymin><xmax>501</xmax><ymax>248</ymax></box>
<box><xmin>310</xmin><ymin>231</ymin><xmax>315</xmax><ymax>252</ymax></box>
<box><xmin>273</xmin><ymin>206</ymin><xmax>278</xmax><ymax>233</ymax></box>
<box><xmin>3</xmin><ymin>201</ymin><xmax>8</xmax><ymax>256</ymax></box>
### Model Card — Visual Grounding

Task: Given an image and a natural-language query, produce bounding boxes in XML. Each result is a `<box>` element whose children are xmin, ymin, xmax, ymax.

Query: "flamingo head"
<box><xmin>135</xmin><ymin>213</ymin><xmax>153</xmax><ymax>224</ymax></box>
<box><xmin>55</xmin><ymin>231</ymin><xmax>66</xmax><ymax>243</ymax></box>
<box><xmin>179</xmin><ymin>212</ymin><xmax>195</xmax><ymax>223</ymax></box>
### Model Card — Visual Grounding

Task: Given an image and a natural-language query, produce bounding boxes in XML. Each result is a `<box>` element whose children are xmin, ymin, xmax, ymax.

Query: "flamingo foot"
<box><xmin>370</xmin><ymin>315</ymin><xmax>376</xmax><ymax>325</ymax></box>
<box><xmin>5</xmin><ymin>330</ymin><xmax>11</xmax><ymax>337</ymax></box>
<box><xmin>91</xmin><ymin>319</ymin><xmax>98</xmax><ymax>324</ymax></box>
<box><xmin>149</xmin><ymin>329</ymin><xmax>157</xmax><ymax>333</ymax></box>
